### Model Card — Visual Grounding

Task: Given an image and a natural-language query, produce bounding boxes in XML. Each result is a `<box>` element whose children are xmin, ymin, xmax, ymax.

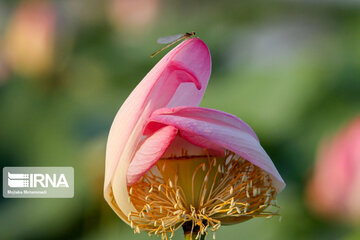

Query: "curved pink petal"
<box><xmin>104</xmin><ymin>38</ymin><xmax>211</xmax><ymax>221</ymax></box>
<box><xmin>145</xmin><ymin>106</ymin><xmax>259</xmax><ymax>141</ymax></box>
<box><xmin>146</xmin><ymin>106</ymin><xmax>285</xmax><ymax>192</ymax></box>
<box><xmin>127</xmin><ymin>126</ymin><xmax>178</xmax><ymax>186</ymax></box>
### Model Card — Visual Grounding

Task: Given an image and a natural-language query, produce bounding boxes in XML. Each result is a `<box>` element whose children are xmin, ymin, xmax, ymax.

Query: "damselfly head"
<box><xmin>184</xmin><ymin>32</ymin><xmax>196</xmax><ymax>37</ymax></box>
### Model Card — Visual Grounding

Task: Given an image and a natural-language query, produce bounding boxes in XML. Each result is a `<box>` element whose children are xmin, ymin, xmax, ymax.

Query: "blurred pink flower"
<box><xmin>107</xmin><ymin>0</ymin><xmax>159</xmax><ymax>34</ymax></box>
<box><xmin>104</xmin><ymin>38</ymin><xmax>285</xmax><ymax>238</ymax></box>
<box><xmin>3</xmin><ymin>1</ymin><xmax>56</xmax><ymax>77</ymax></box>
<box><xmin>307</xmin><ymin>116</ymin><xmax>360</xmax><ymax>223</ymax></box>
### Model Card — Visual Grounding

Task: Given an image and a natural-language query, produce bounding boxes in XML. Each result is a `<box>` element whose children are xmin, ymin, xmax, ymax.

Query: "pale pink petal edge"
<box><xmin>127</xmin><ymin>126</ymin><xmax>178</xmax><ymax>185</ymax></box>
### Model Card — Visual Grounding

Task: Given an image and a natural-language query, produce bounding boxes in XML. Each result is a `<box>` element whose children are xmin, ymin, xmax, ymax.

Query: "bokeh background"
<box><xmin>1</xmin><ymin>0</ymin><xmax>360</xmax><ymax>239</ymax></box>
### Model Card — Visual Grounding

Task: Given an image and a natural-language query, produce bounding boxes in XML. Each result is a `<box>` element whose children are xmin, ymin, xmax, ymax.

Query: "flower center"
<box><xmin>127</xmin><ymin>151</ymin><xmax>279</xmax><ymax>239</ymax></box>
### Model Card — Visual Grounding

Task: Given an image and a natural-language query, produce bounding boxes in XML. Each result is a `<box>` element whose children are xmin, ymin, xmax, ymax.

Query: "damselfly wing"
<box><xmin>151</xmin><ymin>32</ymin><xmax>196</xmax><ymax>58</ymax></box>
<box><xmin>157</xmin><ymin>33</ymin><xmax>184</xmax><ymax>44</ymax></box>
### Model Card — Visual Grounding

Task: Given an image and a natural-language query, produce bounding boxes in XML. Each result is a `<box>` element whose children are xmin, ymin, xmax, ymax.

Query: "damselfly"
<box><xmin>150</xmin><ymin>32</ymin><xmax>196</xmax><ymax>58</ymax></box>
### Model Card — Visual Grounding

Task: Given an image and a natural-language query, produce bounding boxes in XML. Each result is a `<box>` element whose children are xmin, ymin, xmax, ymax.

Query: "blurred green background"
<box><xmin>1</xmin><ymin>0</ymin><xmax>360</xmax><ymax>239</ymax></box>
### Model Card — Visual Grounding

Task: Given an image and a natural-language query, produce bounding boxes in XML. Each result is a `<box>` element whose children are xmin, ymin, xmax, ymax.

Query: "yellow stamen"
<box><xmin>128</xmin><ymin>151</ymin><xmax>279</xmax><ymax>239</ymax></box>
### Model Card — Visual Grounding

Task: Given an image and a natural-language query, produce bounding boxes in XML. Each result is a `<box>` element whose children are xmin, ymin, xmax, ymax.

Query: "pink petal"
<box><xmin>127</xmin><ymin>126</ymin><xmax>178</xmax><ymax>186</ymax></box>
<box><xmin>145</xmin><ymin>106</ymin><xmax>259</xmax><ymax>141</ymax></box>
<box><xmin>146</xmin><ymin>106</ymin><xmax>285</xmax><ymax>192</ymax></box>
<box><xmin>104</xmin><ymin>38</ymin><xmax>211</xmax><ymax>221</ymax></box>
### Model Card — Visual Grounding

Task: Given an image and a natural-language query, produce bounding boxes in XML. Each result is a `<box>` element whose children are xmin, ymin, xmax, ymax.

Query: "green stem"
<box><xmin>183</xmin><ymin>221</ymin><xmax>206</xmax><ymax>240</ymax></box>
<box><xmin>184</xmin><ymin>233</ymin><xmax>194</xmax><ymax>240</ymax></box>
<box><xmin>184</xmin><ymin>233</ymin><xmax>206</xmax><ymax>240</ymax></box>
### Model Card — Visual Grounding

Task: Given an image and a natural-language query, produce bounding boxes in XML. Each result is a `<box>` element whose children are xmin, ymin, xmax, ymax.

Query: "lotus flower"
<box><xmin>104</xmin><ymin>38</ymin><xmax>285</xmax><ymax>239</ymax></box>
<box><xmin>108</xmin><ymin>0</ymin><xmax>159</xmax><ymax>33</ymax></box>
<box><xmin>3</xmin><ymin>1</ymin><xmax>55</xmax><ymax>77</ymax></box>
<box><xmin>307</xmin><ymin>116</ymin><xmax>360</xmax><ymax>223</ymax></box>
